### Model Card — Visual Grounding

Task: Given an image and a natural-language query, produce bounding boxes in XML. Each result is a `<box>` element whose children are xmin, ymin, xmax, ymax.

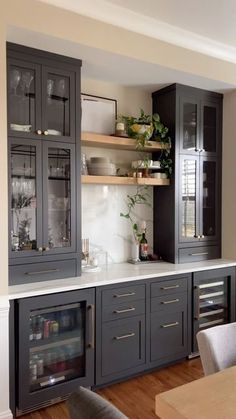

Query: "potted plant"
<box><xmin>120</xmin><ymin>186</ymin><xmax>151</xmax><ymax>261</ymax></box>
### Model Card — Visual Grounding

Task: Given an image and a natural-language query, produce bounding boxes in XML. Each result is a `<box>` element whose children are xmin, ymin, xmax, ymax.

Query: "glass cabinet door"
<box><xmin>42</xmin><ymin>143</ymin><xmax>76</xmax><ymax>254</ymax></box>
<box><xmin>200</xmin><ymin>158</ymin><xmax>218</xmax><ymax>241</ymax></box>
<box><xmin>42</xmin><ymin>67</ymin><xmax>75</xmax><ymax>142</ymax></box>
<box><xmin>180</xmin><ymin>98</ymin><xmax>199</xmax><ymax>153</ymax></box>
<box><xmin>8</xmin><ymin>59</ymin><xmax>41</xmax><ymax>138</ymax></box>
<box><xmin>9</xmin><ymin>139</ymin><xmax>42</xmax><ymax>256</ymax></box>
<box><xmin>18</xmin><ymin>290</ymin><xmax>95</xmax><ymax>410</ymax></box>
<box><xmin>179</xmin><ymin>156</ymin><xmax>200</xmax><ymax>242</ymax></box>
<box><xmin>201</xmin><ymin>101</ymin><xmax>219</xmax><ymax>154</ymax></box>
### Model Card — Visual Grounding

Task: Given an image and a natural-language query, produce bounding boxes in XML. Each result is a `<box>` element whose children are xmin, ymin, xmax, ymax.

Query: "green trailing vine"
<box><xmin>120</xmin><ymin>185</ymin><xmax>151</xmax><ymax>243</ymax></box>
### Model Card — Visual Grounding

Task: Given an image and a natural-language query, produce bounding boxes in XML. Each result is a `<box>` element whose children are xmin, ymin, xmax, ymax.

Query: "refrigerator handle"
<box><xmin>87</xmin><ymin>304</ymin><xmax>95</xmax><ymax>349</ymax></box>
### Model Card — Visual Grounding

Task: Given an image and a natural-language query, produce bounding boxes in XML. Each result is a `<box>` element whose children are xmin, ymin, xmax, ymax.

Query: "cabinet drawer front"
<box><xmin>101</xmin><ymin>316</ymin><xmax>145</xmax><ymax>377</ymax></box>
<box><xmin>151</xmin><ymin>310</ymin><xmax>187</xmax><ymax>362</ymax></box>
<box><xmin>151</xmin><ymin>293</ymin><xmax>187</xmax><ymax>314</ymax></box>
<box><xmin>151</xmin><ymin>277</ymin><xmax>187</xmax><ymax>297</ymax></box>
<box><xmin>102</xmin><ymin>299</ymin><xmax>145</xmax><ymax>322</ymax></box>
<box><xmin>179</xmin><ymin>246</ymin><xmax>220</xmax><ymax>263</ymax></box>
<box><xmin>102</xmin><ymin>284</ymin><xmax>145</xmax><ymax>306</ymax></box>
<box><xmin>9</xmin><ymin>260</ymin><xmax>76</xmax><ymax>285</ymax></box>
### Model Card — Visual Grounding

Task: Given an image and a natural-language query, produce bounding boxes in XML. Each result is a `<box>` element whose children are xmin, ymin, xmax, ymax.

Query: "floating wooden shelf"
<box><xmin>82</xmin><ymin>175</ymin><xmax>170</xmax><ymax>186</ymax></box>
<box><xmin>81</xmin><ymin>132</ymin><xmax>170</xmax><ymax>152</ymax></box>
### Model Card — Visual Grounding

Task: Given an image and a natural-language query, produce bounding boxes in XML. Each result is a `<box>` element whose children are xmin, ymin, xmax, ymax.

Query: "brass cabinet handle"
<box><xmin>200</xmin><ymin>149</ymin><xmax>205</xmax><ymax>152</ymax></box>
<box><xmin>24</xmin><ymin>269</ymin><xmax>59</xmax><ymax>275</ymax></box>
<box><xmin>43</xmin><ymin>130</ymin><xmax>49</xmax><ymax>136</ymax></box>
<box><xmin>195</xmin><ymin>148</ymin><xmax>200</xmax><ymax>152</ymax></box>
<box><xmin>194</xmin><ymin>235</ymin><xmax>201</xmax><ymax>239</ymax></box>
<box><xmin>114</xmin><ymin>332</ymin><xmax>135</xmax><ymax>340</ymax></box>
<box><xmin>200</xmin><ymin>235</ymin><xmax>205</xmax><ymax>239</ymax></box>
<box><xmin>190</xmin><ymin>252</ymin><xmax>208</xmax><ymax>256</ymax></box>
<box><xmin>161</xmin><ymin>285</ymin><xmax>180</xmax><ymax>290</ymax></box>
<box><xmin>87</xmin><ymin>304</ymin><xmax>95</xmax><ymax>349</ymax></box>
<box><xmin>161</xmin><ymin>299</ymin><xmax>180</xmax><ymax>305</ymax></box>
<box><xmin>161</xmin><ymin>322</ymin><xmax>179</xmax><ymax>328</ymax></box>
<box><xmin>114</xmin><ymin>292</ymin><xmax>135</xmax><ymax>298</ymax></box>
<box><xmin>113</xmin><ymin>307</ymin><xmax>135</xmax><ymax>314</ymax></box>
<box><xmin>37</xmin><ymin>247</ymin><xmax>43</xmax><ymax>251</ymax></box>
<box><xmin>36</xmin><ymin>129</ymin><xmax>42</xmax><ymax>135</ymax></box>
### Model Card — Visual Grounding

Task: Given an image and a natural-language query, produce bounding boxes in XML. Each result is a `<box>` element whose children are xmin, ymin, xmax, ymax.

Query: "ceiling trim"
<box><xmin>39</xmin><ymin>0</ymin><xmax>236</xmax><ymax>64</ymax></box>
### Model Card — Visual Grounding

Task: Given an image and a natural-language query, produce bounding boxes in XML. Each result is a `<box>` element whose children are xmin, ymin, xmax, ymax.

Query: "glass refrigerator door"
<box><xmin>29</xmin><ymin>302</ymin><xmax>85</xmax><ymax>392</ymax></box>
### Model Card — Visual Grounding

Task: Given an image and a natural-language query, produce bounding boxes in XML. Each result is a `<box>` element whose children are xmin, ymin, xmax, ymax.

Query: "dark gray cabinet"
<box><xmin>152</xmin><ymin>84</ymin><xmax>222</xmax><ymax>263</ymax></box>
<box><xmin>15</xmin><ymin>289</ymin><xmax>95</xmax><ymax>414</ymax></box>
<box><xmin>7</xmin><ymin>43</ymin><xmax>82</xmax><ymax>284</ymax></box>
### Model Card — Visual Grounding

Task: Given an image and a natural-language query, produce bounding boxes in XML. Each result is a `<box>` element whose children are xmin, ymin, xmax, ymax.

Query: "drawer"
<box><xmin>101</xmin><ymin>316</ymin><xmax>145</xmax><ymax>377</ymax></box>
<box><xmin>102</xmin><ymin>284</ymin><xmax>145</xmax><ymax>306</ymax></box>
<box><xmin>151</xmin><ymin>292</ymin><xmax>187</xmax><ymax>314</ymax></box>
<box><xmin>102</xmin><ymin>299</ymin><xmax>145</xmax><ymax>322</ymax></box>
<box><xmin>151</xmin><ymin>277</ymin><xmax>188</xmax><ymax>297</ymax></box>
<box><xmin>9</xmin><ymin>259</ymin><xmax>77</xmax><ymax>285</ymax></box>
<box><xmin>179</xmin><ymin>246</ymin><xmax>220</xmax><ymax>263</ymax></box>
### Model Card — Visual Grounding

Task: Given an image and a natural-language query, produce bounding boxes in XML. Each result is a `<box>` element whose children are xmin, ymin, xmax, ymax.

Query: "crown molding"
<box><xmin>39</xmin><ymin>0</ymin><xmax>236</xmax><ymax>64</ymax></box>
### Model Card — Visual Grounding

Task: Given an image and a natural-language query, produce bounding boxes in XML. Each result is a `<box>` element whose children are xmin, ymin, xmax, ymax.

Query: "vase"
<box><xmin>131</xmin><ymin>241</ymin><xmax>140</xmax><ymax>262</ymax></box>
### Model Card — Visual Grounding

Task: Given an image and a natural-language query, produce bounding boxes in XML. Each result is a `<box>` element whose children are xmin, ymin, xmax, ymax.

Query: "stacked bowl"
<box><xmin>88</xmin><ymin>157</ymin><xmax>116</xmax><ymax>176</ymax></box>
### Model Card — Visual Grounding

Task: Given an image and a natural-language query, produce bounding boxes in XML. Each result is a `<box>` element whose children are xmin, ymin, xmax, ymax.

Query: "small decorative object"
<box><xmin>115</xmin><ymin>120</ymin><xmax>128</xmax><ymax>137</ymax></box>
<box><xmin>81</xmin><ymin>153</ymin><xmax>88</xmax><ymax>175</ymax></box>
<box><xmin>81</xmin><ymin>94</ymin><xmax>117</xmax><ymax>135</ymax></box>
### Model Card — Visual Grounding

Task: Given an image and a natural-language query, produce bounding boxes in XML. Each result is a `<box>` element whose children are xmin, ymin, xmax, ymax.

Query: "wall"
<box><xmin>222</xmin><ymin>90</ymin><xmax>236</xmax><ymax>259</ymax></box>
<box><xmin>81</xmin><ymin>78</ymin><xmax>153</xmax><ymax>262</ymax></box>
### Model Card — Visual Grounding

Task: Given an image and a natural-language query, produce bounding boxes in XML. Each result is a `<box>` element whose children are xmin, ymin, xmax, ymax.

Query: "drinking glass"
<box><xmin>21</xmin><ymin>72</ymin><xmax>34</xmax><ymax>96</ymax></box>
<box><xmin>82</xmin><ymin>238</ymin><xmax>89</xmax><ymax>265</ymax></box>
<box><xmin>10</xmin><ymin>69</ymin><xmax>21</xmax><ymax>96</ymax></box>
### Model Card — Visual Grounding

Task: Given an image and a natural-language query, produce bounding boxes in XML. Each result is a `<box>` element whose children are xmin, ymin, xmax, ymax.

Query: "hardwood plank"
<box><xmin>21</xmin><ymin>358</ymin><xmax>203</xmax><ymax>419</ymax></box>
<box><xmin>82</xmin><ymin>175</ymin><xmax>170</xmax><ymax>186</ymax></box>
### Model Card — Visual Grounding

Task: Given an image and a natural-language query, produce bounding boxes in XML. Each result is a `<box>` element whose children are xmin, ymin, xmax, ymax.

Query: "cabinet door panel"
<box><xmin>179</xmin><ymin>97</ymin><xmax>200</xmax><ymax>154</ymax></box>
<box><xmin>101</xmin><ymin>316</ymin><xmax>145</xmax><ymax>377</ymax></box>
<box><xmin>42</xmin><ymin>142</ymin><xmax>76</xmax><ymax>254</ymax></box>
<box><xmin>151</xmin><ymin>310</ymin><xmax>187</xmax><ymax>362</ymax></box>
<box><xmin>8</xmin><ymin>58</ymin><xmax>41</xmax><ymax>139</ymax></box>
<box><xmin>42</xmin><ymin>67</ymin><xmax>75</xmax><ymax>143</ymax></box>
<box><xmin>200</xmin><ymin>157</ymin><xmax>219</xmax><ymax>242</ymax></box>
<box><xmin>201</xmin><ymin>100</ymin><xmax>220</xmax><ymax>155</ymax></box>
<box><xmin>9</xmin><ymin>138</ymin><xmax>43</xmax><ymax>258</ymax></box>
<box><xmin>179</xmin><ymin>155</ymin><xmax>200</xmax><ymax>243</ymax></box>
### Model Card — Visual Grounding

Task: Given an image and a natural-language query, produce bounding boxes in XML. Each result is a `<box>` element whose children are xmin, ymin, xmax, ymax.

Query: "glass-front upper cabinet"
<box><xmin>18</xmin><ymin>289</ymin><xmax>94</xmax><ymax>410</ymax></box>
<box><xmin>7</xmin><ymin>59</ymin><xmax>76</xmax><ymax>143</ymax></box>
<box><xmin>42</xmin><ymin>142</ymin><xmax>76</xmax><ymax>254</ymax></box>
<box><xmin>180</xmin><ymin>97</ymin><xmax>199</xmax><ymax>154</ymax></box>
<box><xmin>8</xmin><ymin>59</ymin><xmax>41</xmax><ymax>138</ymax></box>
<box><xmin>179</xmin><ymin>156</ymin><xmax>200</xmax><ymax>242</ymax></box>
<box><xmin>201</xmin><ymin>101</ymin><xmax>220</xmax><ymax>155</ymax></box>
<box><xmin>200</xmin><ymin>158</ymin><xmax>218</xmax><ymax>241</ymax></box>
<box><xmin>9</xmin><ymin>139</ymin><xmax>42</xmax><ymax>257</ymax></box>
<box><xmin>42</xmin><ymin>67</ymin><xmax>75</xmax><ymax>142</ymax></box>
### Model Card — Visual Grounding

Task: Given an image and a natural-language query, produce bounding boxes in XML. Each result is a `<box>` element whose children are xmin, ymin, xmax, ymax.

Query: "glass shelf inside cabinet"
<box><xmin>29</xmin><ymin>302</ymin><xmax>85</xmax><ymax>392</ymax></box>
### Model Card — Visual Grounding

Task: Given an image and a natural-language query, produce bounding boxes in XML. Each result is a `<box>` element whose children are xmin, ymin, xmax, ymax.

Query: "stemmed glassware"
<box><xmin>10</xmin><ymin>69</ymin><xmax>21</xmax><ymax>96</ymax></box>
<box><xmin>21</xmin><ymin>71</ymin><xmax>34</xmax><ymax>97</ymax></box>
<box><xmin>82</xmin><ymin>238</ymin><xmax>89</xmax><ymax>266</ymax></box>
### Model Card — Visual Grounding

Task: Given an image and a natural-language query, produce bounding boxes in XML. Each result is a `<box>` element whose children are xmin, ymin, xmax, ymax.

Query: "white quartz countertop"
<box><xmin>8</xmin><ymin>259</ymin><xmax>236</xmax><ymax>300</ymax></box>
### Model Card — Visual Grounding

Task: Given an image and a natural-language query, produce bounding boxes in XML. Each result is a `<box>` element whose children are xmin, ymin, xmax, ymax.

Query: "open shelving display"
<box><xmin>81</xmin><ymin>132</ymin><xmax>171</xmax><ymax>186</ymax></box>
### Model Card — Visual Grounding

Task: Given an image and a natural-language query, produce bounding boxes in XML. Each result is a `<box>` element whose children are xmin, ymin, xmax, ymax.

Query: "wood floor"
<box><xmin>22</xmin><ymin>358</ymin><xmax>203</xmax><ymax>419</ymax></box>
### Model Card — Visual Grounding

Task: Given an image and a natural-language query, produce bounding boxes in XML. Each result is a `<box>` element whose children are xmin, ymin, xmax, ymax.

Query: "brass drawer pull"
<box><xmin>161</xmin><ymin>285</ymin><xmax>180</xmax><ymax>290</ymax></box>
<box><xmin>161</xmin><ymin>299</ymin><xmax>180</xmax><ymax>305</ymax></box>
<box><xmin>161</xmin><ymin>321</ymin><xmax>179</xmax><ymax>328</ymax></box>
<box><xmin>190</xmin><ymin>252</ymin><xmax>208</xmax><ymax>256</ymax></box>
<box><xmin>114</xmin><ymin>332</ymin><xmax>135</xmax><ymax>340</ymax></box>
<box><xmin>114</xmin><ymin>292</ymin><xmax>136</xmax><ymax>298</ymax></box>
<box><xmin>24</xmin><ymin>269</ymin><xmax>59</xmax><ymax>275</ymax></box>
<box><xmin>113</xmin><ymin>307</ymin><xmax>136</xmax><ymax>314</ymax></box>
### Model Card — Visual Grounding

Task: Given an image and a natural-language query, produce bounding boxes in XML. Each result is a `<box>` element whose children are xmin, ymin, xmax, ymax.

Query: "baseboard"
<box><xmin>0</xmin><ymin>409</ymin><xmax>13</xmax><ymax>419</ymax></box>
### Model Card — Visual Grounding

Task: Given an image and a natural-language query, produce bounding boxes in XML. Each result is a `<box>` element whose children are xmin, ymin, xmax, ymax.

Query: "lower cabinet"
<box><xmin>96</xmin><ymin>274</ymin><xmax>191</xmax><ymax>386</ymax></box>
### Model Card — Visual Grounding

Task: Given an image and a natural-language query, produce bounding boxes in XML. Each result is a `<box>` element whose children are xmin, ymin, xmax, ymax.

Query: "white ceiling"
<box><xmin>8</xmin><ymin>1</ymin><xmax>236</xmax><ymax>92</ymax></box>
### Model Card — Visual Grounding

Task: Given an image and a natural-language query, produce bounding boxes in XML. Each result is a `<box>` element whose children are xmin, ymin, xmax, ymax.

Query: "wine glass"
<box><xmin>47</xmin><ymin>79</ymin><xmax>54</xmax><ymax>97</ymax></box>
<box><xmin>10</xmin><ymin>69</ymin><xmax>21</xmax><ymax>96</ymax></box>
<box><xmin>21</xmin><ymin>71</ymin><xmax>34</xmax><ymax>97</ymax></box>
<box><xmin>57</xmin><ymin>78</ymin><xmax>66</xmax><ymax>98</ymax></box>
